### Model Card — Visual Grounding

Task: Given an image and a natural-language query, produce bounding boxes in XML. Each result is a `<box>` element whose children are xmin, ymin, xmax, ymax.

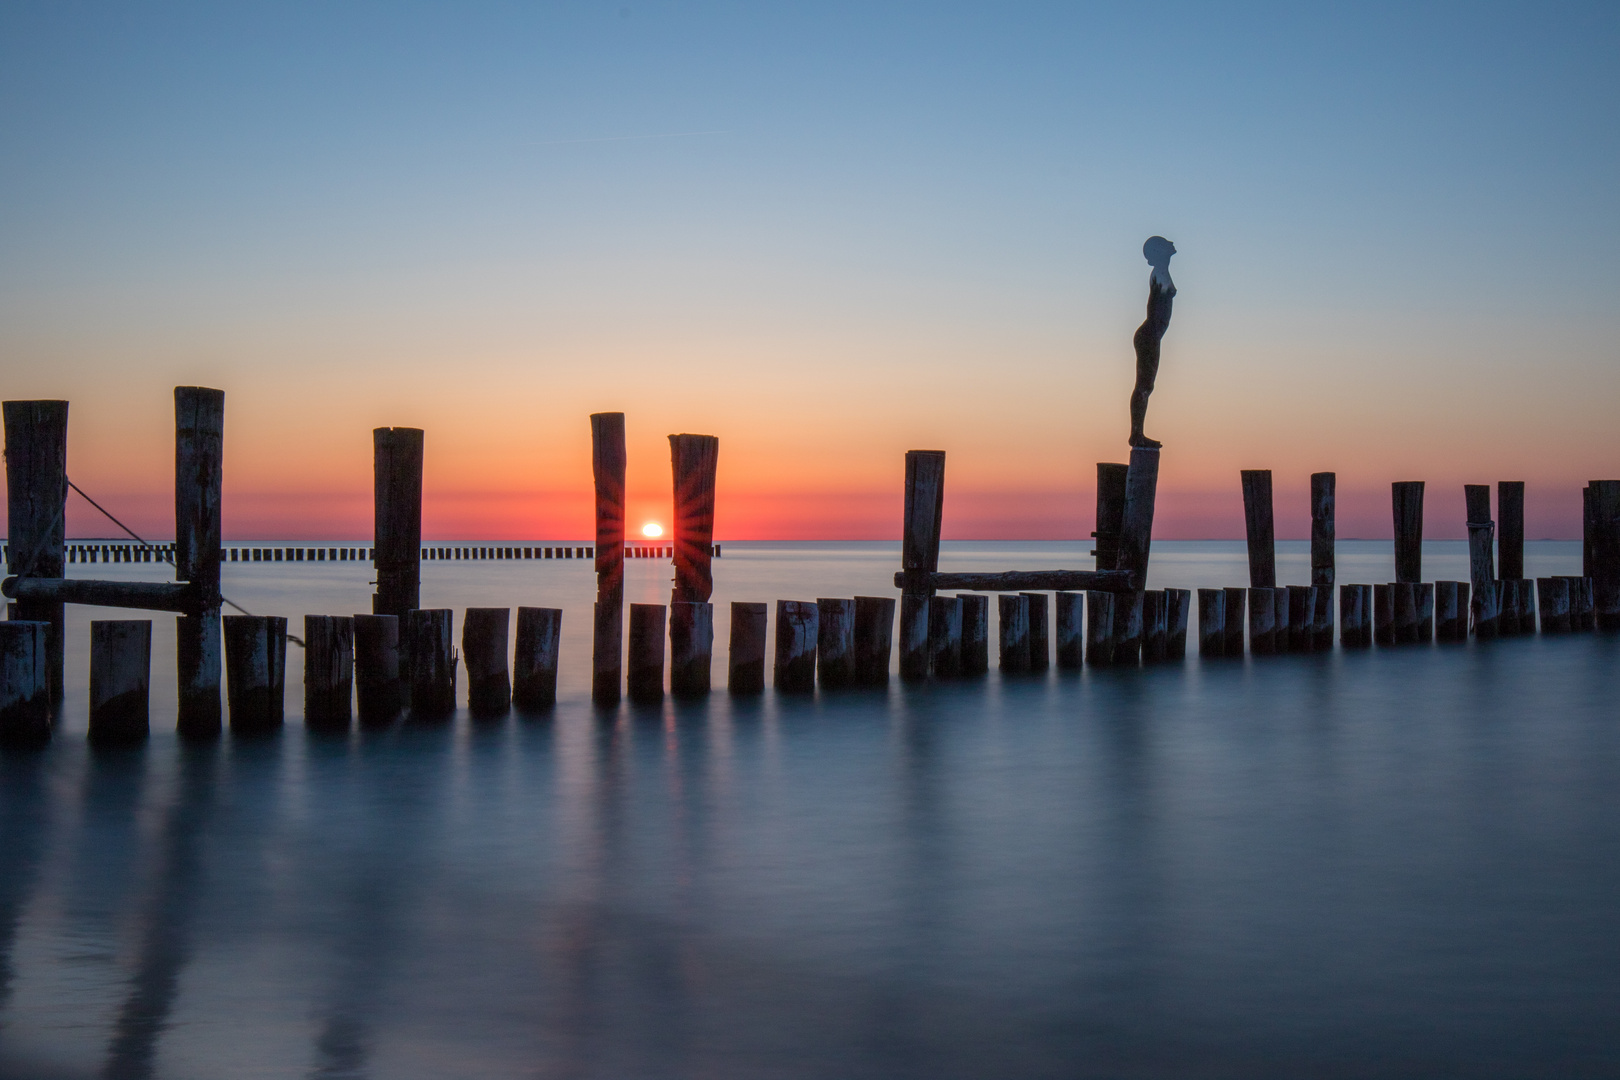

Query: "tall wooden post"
<box><xmin>1590</xmin><ymin>480</ymin><xmax>1620</xmax><ymax>630</ymax></box>
<box><xmin>1497</xmin><ymin>481</ymin><xmax>1525</xmax><ymax>582</ymax></box>
<box><xmin>3</xmin><ymin>400</ymin><xmax>68</xmax><ymax>712</ymax></box>
<box><xmin>372</xmin><ymin>427</ymin><xmax>423</xmax><ymax>622</ymax></box>
<box><xmin>899</xmin><ymin>451</ymin><xmax>945</xmax><ymax>681</ymax></box>
<box><xmin>591</xmin><ymin>413</ymin><xmax>626</xmax><ymax>704</ymax></box>
<box><xmin>1092</xmin><ymin>463</ymin><xmax>1129</xmax><ymax>569</ymax></box>
<box><xmin>1392</xmin><ymin>481</ymin><xmax>1424</xmax><ymax>584</ymax></box>
<box><xmin>176</xmin><ymin>388</ymin><xmax>224</xmax><ymax>738</ymax></box>
<box><xmin>1310</xmin><ymin>472</ymin><xmax>1336</xmax><ymax>648</ymax></box>
<box><xmin>1117</xmin><ymin>448</ymin><xmax>1160</xmax><ymax>585</ymax></box>
<box><xmin>1240</xmin><ymin>470</ymin><xmax>1276</xmax><ymax>588</ymax></box>
<box><xmin>1465</xmin><ymin>484</ymin><xmax>1499</xmax><ymax>636</ymax></box>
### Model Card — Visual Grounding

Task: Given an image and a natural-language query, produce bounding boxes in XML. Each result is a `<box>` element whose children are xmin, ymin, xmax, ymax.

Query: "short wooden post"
<box><xmin>959</xmin><ymin>594</ymin><xmax>989</xmax><ymax>675</ymax></box>
<box><xmin>1021</xmin><ymin>592</ymin><xmax>1050</xmax><ymax>670</ymax></box>
<box><xmin>1223</xmin><ymin>586</ymin><xmax>1246</xmax><ymax>656</ymax></box>
<box><xmin>354</xmin><ymin>614</ymin><xmax>402</xmax><ymax>724</ymax></box>
<box><xmin>303</xmin><ymin>616</ymin><xmax>353</xmax><ymax>730</ymax></box>
<box><xmin>998</xmin><ymin>594</ymin><xmax>1030</xmax><ymax>672</ymax></box>
<box><xmin>1112</xmin><ymin>590</ymin><xmax>1144</xmax><ymax>665</ymax></box>
<box><xmin>0</xmin><ymin>621</ymin><xmax>50</xmax><ymax>746</ymax></box>
<box><xmin>1086</xmin><ymin>591</ymin><xmax>1115</xmax><ymax>665</ymax></box>
<box><xmin>1165</xmin><ymin>588</ymin><xmax>1191</xmax><ymax>659</ymax></box>
<box><xmin>1497</xmin><ymin>579</ymin><xmax>1521</xmax><ymax>637</ymax></box>
<box><xmin>1392</xmin><ymin>481</ymin><xmax>1425</xmax><ymax>584</ymax></box>
<box><xmin>90</xmin><ymin>620</ymin><xmax>151</xmax><ymax>744</ymax></box>
<box><xmin>1197</xmin><ymin>589</ymin><xmax>1225</xmax><ymax>658</ymax></box>
<box><xmin>406</xmin><ymin>609</ymin><xmax>455</xmax><ymax>719</ymax></box>
<box><xmin>1435</xmin><ymin>582</ymin><xmax>1461</xmax><ymax>641</ymax></box>
<box><xmin>852</xmin><ymin>596</ymin><xmax>894</xmax><ymax>686</ymax></box>
<box><xmin>1092</xmin><ymin>463</ymin><xmax>1129</xmax><ymax>569</ymax></box>
<box><xmin>223</xmin><ymin>615</ymin><xmax>287</xmax><ymax>734</ymax></box>
<box><xmin>1286</xmin><ymin>586</ymin><xmax>1313</xmax><ymax>653</ymax></box>
<box><xmin>774</xmin><ymin>600</ymin><xmax>818</xmax><ymax>692</ymax></box>
<box><xmin>1392</xmin><ymin>582</ymin><xmax>1417</xmax><ymax>644</ymax></box>
<box><xmin>1465</xmin><ymin>484</ymin><xmax>1499</xmax><ymax>637</ymax></box>
<box><xmin>3</xmin><ymin>400</ymin><xmax>67</xmax><ymax>713</ymax></box>
<box><xmin>1241</xmin><ymin>470</ymin><xmax>1276</xmax><ymax>588</ymax></box>
<box><xmin>1054</xmin><ymin>591</ymin><xmax>1084</xmax><ymax>668</ymax></box>
<box><xmin>728</xmin><ymin>602</ymin><xmax>769</xmax><ymax>694</ymax></box>
<box><xmin>1416</xmin><ymin>583</ymin><xmax>1435</xmax><ymax>642</ymax></box>
<box><xmin>1269</xmin><ymin>587</ymin><xmax>1289</xmax><ymax>651</ymax></box>
<box><xmin>1537</xmin><ymin>578</ymin><xmax>1570</xmax><ymax>633</ymax></box>
<box><xmin>1142</xmin><ymin>590</ymin><xmax>1168</xmax><ymax>662</ymax></box>
<box><xmin>928</xmin><ymin>596</ymin><xmax>962</xmax><ymax>678</ymax></box>
<box><xmin>1564</xmin><ymin>576</ymin><xmax>1594</xmax><ymax>631</ymax></box>
<box><xmin>1497</xmin><ymin>481</ymin><xmax>1525</xmax><ymax>582</ymax></box>
<box><xmin>817</xmin><ymin>598</ymin><xmax>856</xmax><ymax>688</ymax></box>
<box><xmin>513</xmin><ymin>607</ymin><xmax>561</xmax><ymax>709</ymax></box>
<box><xmin>627</xmin><ymin>603</ymin><xmax>666</xmax><ymax>703</ymax></box>
<box><xmin>669</xmin><ymin>602</ymin><xmax>714</xmax><ymax>697</ymax></box>
<box><xmin>1117</xmin><ymin>448</ymin><xmax>1160</xmax><ymax>585</ymax></box>
<box><xmin>1372</xmin><ymin>584</ymin><xmax>1395</xmax><ymax>645</ymax></box>
<box><xmin>462</xmin><ymin>608</ymin><xmax>511</xmax><ymax>717</ymax></box>
<box><xmin>669</xmin><ymin>434</ymin><xmax>719</xmax><ymax>609</ymax></box>
<box><xmin>1247</xmin><ymin>588</ymin><xmax>1276</xmax><ymax>656</ymax></box>
<box><xmin>1311</xmin><ymin>579</ymin><xmax>1335</xmax><ymax>650</ymax></box>
<box><xmin>1340</xmin><ymin>584</ymin><xmax>1369</xmax><ymax>648</ymax></box>
<box><xmin>373</xmin><ymin>428</ymin><xmax>423</xmax><ymax>622</ymax></box>
<box><xmin>899</xmin><ymin>451</ymin><xmax>946</xmax><ymax>680</ymax></box>
<box><xmin>1518</xmin><ymin>580</ymin><xmax>1537</xmax><ymax>634</ymax></box>
<box><xmin>592</xmin><ymin>413</ymin><xmax>627</xmax><ymax>705</ymax></box>
<box><xmin>1311</xmin><ymin>472</ymin><xmax>1336</xmax><ymax>590</ymax></box>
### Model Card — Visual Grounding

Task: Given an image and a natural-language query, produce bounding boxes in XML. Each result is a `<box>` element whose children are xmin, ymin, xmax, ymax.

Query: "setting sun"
<box><xmin>641</xmin><ymin>522</ymin><xmax>664</xmax><ymax>538</ymax></box>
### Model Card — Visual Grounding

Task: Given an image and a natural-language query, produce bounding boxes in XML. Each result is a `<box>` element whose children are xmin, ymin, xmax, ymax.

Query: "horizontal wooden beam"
<box><xmin>2</xmin><ymin>577</ymin><xmax>200</xmax><ymax>615</ymax></box>
<box><xmin>892</xmin><ymin>569</ymin><xmax>1137</xmax><ymax>593</ymax></box>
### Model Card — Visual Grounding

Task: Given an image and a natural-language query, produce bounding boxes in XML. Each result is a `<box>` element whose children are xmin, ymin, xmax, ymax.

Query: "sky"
<box><xmin>1</xmin><ymin>1</ymin><xmax>1617</xmax><ymax>541</ymax></box>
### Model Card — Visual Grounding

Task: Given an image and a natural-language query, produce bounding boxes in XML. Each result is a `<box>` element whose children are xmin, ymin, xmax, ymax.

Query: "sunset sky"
<box><xmin>2</xmin><ymin>2</ymin><xmax>1617</xmax><ymax>541</ymax></box>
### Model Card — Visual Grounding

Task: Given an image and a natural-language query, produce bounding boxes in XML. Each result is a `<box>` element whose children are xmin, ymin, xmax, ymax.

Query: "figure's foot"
<box><xmin>1129</xmin><ymin>434</ymin><xmax>1162</xmax><ymax>449</ymax></box>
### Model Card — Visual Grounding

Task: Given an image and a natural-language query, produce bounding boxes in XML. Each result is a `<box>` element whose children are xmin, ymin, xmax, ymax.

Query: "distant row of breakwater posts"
<box><xmin>2</xmin><ymin>389</ymin><xmax>1618</xmax><ymax>746</ymax></box>
<box><xmin>33</xmin><ymin>543</ymin><xmax>713</xmax><ymax>564</ymax></box>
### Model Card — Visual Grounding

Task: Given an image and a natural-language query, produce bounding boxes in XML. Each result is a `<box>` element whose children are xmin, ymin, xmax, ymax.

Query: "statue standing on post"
<box><xmin>1129</xmin><ymin>235</ymin><xmax>1177</xmax><ymax>449</ymax></box>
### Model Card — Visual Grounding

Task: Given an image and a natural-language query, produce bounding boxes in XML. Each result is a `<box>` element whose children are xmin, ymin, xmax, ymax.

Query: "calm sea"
<box><xmin>2</xmin><ymin>541</ymin><xmax>1617</xmax><ymax>1079</ymax></box>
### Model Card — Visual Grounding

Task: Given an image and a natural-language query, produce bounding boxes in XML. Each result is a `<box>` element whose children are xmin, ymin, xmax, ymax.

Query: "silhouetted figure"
<box><xmin>1129</xmin><ymin>235</ymin><xmax>1176</xmax><ymax>449</ymax></box>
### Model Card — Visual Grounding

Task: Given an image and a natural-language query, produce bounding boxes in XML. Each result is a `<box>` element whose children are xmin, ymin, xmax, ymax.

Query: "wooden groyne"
<box><xmin>0</xmin><ymin>389</ymin><xmax>1615</xmax><ymax>743</ymax></box>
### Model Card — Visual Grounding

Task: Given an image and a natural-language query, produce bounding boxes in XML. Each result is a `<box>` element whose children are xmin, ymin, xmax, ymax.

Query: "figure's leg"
<box><xmin>1129</xmin><ymin>328</ymin><xmax>1161</xmax><ymax>448</ymax></box>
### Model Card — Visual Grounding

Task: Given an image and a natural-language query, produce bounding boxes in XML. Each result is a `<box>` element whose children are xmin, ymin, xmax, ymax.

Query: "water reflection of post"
<box><xmin>887</xmin><ymin>693</ymin><xmax>949</xmax><ymax>1050</ymax></box>
<box><xmin>100</xmin><ymin>744</ymin><xmax>218</xmax><ymax>1080</ymax></box>
<box><xmin>0</xmin><ymin>752</ymin><xmax>54</xmax><ymax>1016</ymax></box>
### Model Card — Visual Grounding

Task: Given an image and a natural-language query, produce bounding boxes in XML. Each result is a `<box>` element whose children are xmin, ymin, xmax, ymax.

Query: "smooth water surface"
<box><xmin>1</xmin><ymin>542</ymin><xmax>1616</xmax><ymax>1078</ymax></box>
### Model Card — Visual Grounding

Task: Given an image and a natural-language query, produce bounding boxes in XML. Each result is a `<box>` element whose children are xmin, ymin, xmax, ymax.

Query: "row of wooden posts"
<box><xmin>39</xmin><ymin>543</ymin><xmax>714</xmax><ymax>564</ymax></box>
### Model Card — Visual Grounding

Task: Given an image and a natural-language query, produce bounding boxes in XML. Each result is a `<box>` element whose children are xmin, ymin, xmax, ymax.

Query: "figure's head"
<box><xmin>1143</xmin><ymin>235</ymin><xmax>1176</xmax><ymax>268</ymax></box>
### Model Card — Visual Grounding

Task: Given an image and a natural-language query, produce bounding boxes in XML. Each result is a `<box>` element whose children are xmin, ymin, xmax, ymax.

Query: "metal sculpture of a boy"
<box><xmin>1129</xmin><ymin>235</ymin><xmax>1176</xmax><ymax>449</ymax></box>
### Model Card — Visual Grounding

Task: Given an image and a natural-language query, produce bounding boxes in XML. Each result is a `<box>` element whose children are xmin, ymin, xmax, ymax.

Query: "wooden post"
<box><xmin>927</xmin><ymin>595</ymin><xmax>962</xmax><ymax>678</ymax></box>
<box><xmin>774</xmin><ymin>600</ymin><xmax>818</xmax><ymax>692</ymax></box>
<box><xmin>1583</xmin><ymin>486</ymin><xmax>1595</xmax><ymax>579</ymax></box>
<box><xmin>669</xmin><ymin>434</ymin><xmax>719</xmax><ymax>604</ymax></box>
<box><xmin>1247</xmin><ymin>588</ymin><xmax>1276</xmax><ymax>656</ymax></box>
<box><xmin>816</xmin><ymin>598</ymin><xmax>856</xmax><ymax>688</ymax></box>
<box><xmin>3</xmin><ymin>400</ymin><xmax>67</xmax><ymax>713</ymax></box>
<box><xmin>1286</xmin><ymin>586</ymin><xmax>1313</xmax><ymax>653</ymax></box>
<box><xmin>1392</xmin><ymin>582</ymin><xmax>1418</xmax><ymax>644</ymax></box>
<box><xmin>669</xmin><ymin>602</ymin><xmax>714</xmax><ymax>697</ymax></box>
<box><xmin>174</xmin><ymin>388</ymin><xmax>225</xmax><ymax>739</ymax></box>
<box><xmin>223</xmin><ymin>615</ymin><xmax>286</xmax><ymax>734</ymax></box>
<box><xmin>899</xmin><ymin>451</ymin><xmax>946</xmax><ymax>679</ymax></box>
<box><xmin>1112</xmin><ymin>590</ymin><xmax>1144</xmax><ymax>665</ymax></box>
<box><xmin>1416</xmin><ymin>583</ymin><xmax>1435</xmax><ymax>642</ymax></box>
<box><xmin>591</xmin><ymin>412</ymin><xmax>626</xmax><ymax>705</ymax></box>
<box><xmin>1223</xmin><ymin>586</ymin><xmax>1246</xmax><ymax>656</ymax></box>
<box><xmin>303</xmin><ymin>616</ymin><xmax>353</xmax><ymax>731</ymax></box>
<box><xmin>959</xmin><ymin>594</ymin><xmax>989</xmax><ymax>675</ymax></box>
<box><xmin>90</xmin><ymin>620</ymin><xmax>151</xmax><ymax>745</ymax></box>
<box><xmin>1269</xmin><ymin>587</ymin><xmax>1289</xmax><ymax>652</ymax></box>
<box><xmin>728</xmin><ymin>602</ymin><xmax>769</xmax><ymax>694</ymax></box>
<box><xmin>354</xmin><ymin>614</ymin><xmax>402</xmax><ymax>724</ymax></box>
<box><xmin>1466</xmin><ymin>484</ymin><xmax>1499</xmax><ymax>637</ymax></box>
<box><xmin>1497</xmin><ymin>579</ymin><xmax>1521</xmax><ymax>637</ymax></box>
<box><xmin>1055</xmin><ymin>591</ymin><xmax>1084</xmax><ymax>669</ymax></box>
<box><xmin>1435</xmin><ymin>581</ymin><xmax>1461</xmax><ymax>641</ymax></box>
<box><xmin>852</xmin><ymin>596</ymin><xmax>894</xmax><ymax>686</ymax></box>
<box><xmin>1197</xmin><ymin>589</ymin><xmax>1225</xmax><ymax>658</ymax></box>
<box><xmin>1165</xmin><ymin>588</ymin><xmax>1191</xmax><ymax>659</ymax></box>
<box><xmin>1311</xmin><ymin>472</ymin><xmax>1336</xmax><ymax>588</ymax></box>
<box><xmin>1392</xmin><ymin>481</ymin><xmax>1424</xmax><ymax>584</ymax></box>
<box><xmin>628</xmin><ymin>603</ymin><xmax>666</xmax><ymax>703</ymax></box>
<box><xmin>1537</xmin><ymin>578</ymin><xmax>1570</xmax><ymax>633</ymax></box>
<box><xmin>0</xmin><ymin>621</ymin><xmax>49</xmax><ymax>746</ymax></box>
<box><xmin>512</xmin><ymin>607</ymin><xmax>561</xmax><ymax>710</ymax></box>
<box><xmin>1142</xmin><ymin>590</ymin><xmax>1168</xmax><ymax>662</ymax></box>
<box><xmin>1086</xmin><ymin>591</ymin><xmax>1115</xmax><ymax>665</ymax></box>
<box><xmin>1021</xmin><ymin>592</ymin><xmax>1050</xmax><ymax>671</ymax></box>
<box><xmin>1093</xmin><ymin>463</ymin><xmax>1129</xmax><ymax>569</ymax></box>
<box><xmin>1498</xmin><ymin>481</ymin><xmax>1525</xmax><ymax>582</ymax></box>
<box><xmin>1340</xmin><ymin>584</ymin><xmax>1369</xmax><ymax>648</ymax></box>
<box><xmin>462</xmin><ymin>607</ymin><xmax>511</xmax><ymax>717</ymax></box>
<box><xmin>1117</xmin><ymin>448</ymin><xmax>1160</xmax><ymax>585</ymax></box>
<box><xmin>998</xmin><ymin>594</ymin><xmax>1030</xmax><ymax>672</ymax></box>
<box><xmin>1241</xmin><ymin>470</ymin><xmax>1276</xmax><ymax>588</ymax></box>
<box><xmin>372</xmin><ymin>427</ymin><xmax>423</xmax><ymax>622</ymax></box>
<box><xmin>406</xmin><ymin>609</ymin><xmax>455</xmax><ymax>719</ymax></box>
<box><xmin>1590</xmin><ymin>480</ymin><xmax>1620</xmax><ymax>630</ymax></box>
<box><xmin>1372</xmin><ymin>584</ymin><xmax>1395</xmax><ymax>645</ymax></box>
